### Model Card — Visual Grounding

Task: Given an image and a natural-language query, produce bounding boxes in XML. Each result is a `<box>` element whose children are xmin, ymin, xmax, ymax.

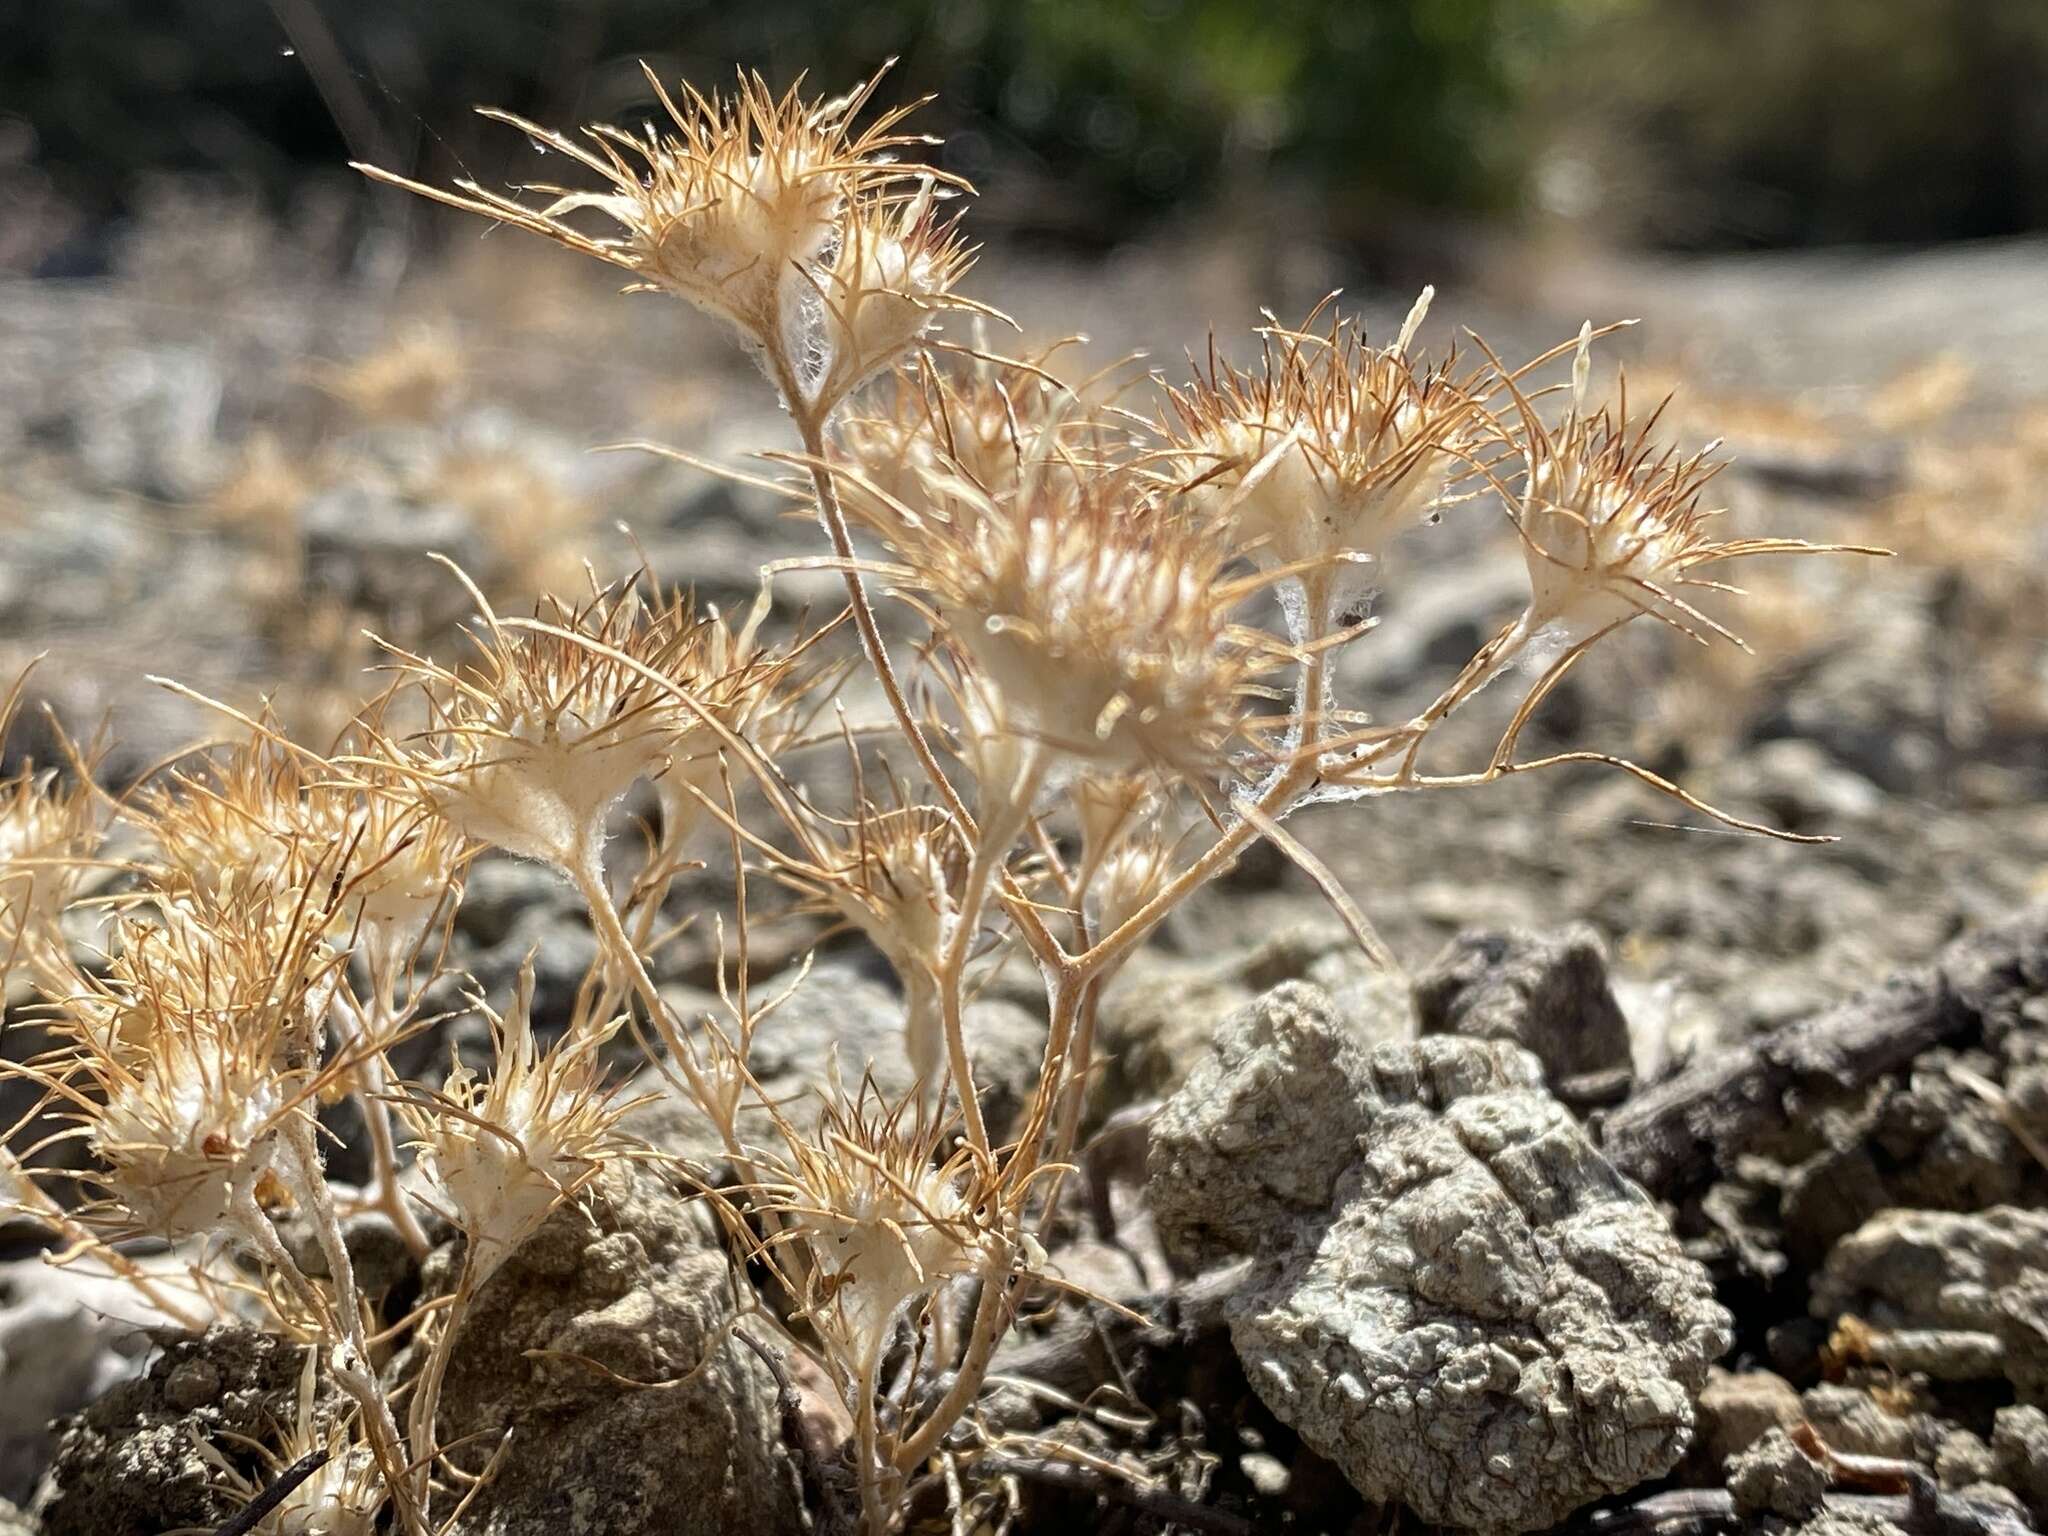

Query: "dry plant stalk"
<box><xmin>0</xmin><ymin>62</ymin><xmax>1886</xmax><ymax>1536</ymax></box>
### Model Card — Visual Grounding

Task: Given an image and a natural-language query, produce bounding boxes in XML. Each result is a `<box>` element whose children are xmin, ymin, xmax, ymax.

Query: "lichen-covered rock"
<box><xmin>1147</xmin><ymin>982</ymin><xmax>1730</xmax><ymax>1533</ymax></box>
<box><xmin>427</xmin><ymin>1163</ymin><xmax>805</xmax><ymax>1536</ymax></box>
<box><xmin>1728</xmin><ymin>1426</ymin><xmax>1829</xmax><ymax>1521</ymax></box>
<box><xmin>32</xmin><ymin>1325</ymin><xmax>332</xmax><ymax>1536</ymax></box>
<box><xmin>1412</xmin><ymin>924</ymin><xmax>1633</xmax><ymax>1093</ymax></box>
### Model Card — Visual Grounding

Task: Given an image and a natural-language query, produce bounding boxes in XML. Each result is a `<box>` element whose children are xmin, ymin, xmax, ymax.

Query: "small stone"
<box><xmin>1936</xmin><ymin>1428</ymin><xmax>1996</xmax><ymax>1490</ymax></box>
<box><xmin>1693</xmin><ymin>1368</ymin><xmax>1804</xmax><ymax>1474</ymax></box>
<box><xmin>1993</xmin><ymin>1404</ymin><xmax>2048</xmax><ymax>1520</ymax></box>
<box><xmin>1412</xmin><ymin>924</ymin><xmax>1633</xmax><ymax>1092</ymax></box>
<box><xmin>1148</xmin><ymin>982</ymin><xmax>1728</xmax><ymax>1534</ymax></box>
<box><xmin>1239</xmin><ymin>1452</ymin><xmax>1289</xmax><ymax>1497</ymax></box>
<box><xmin>1728</xmin><ymin>1427</ymin><xmax>1829</xmax><ymax>1521</ymax></box>
<box><xmin>159</xmin><ymin>1361</ymin><xmax>219</xmax><ymax>1414</ymax></box>
<box><xmin>1799</xmin><ymin>1384</ymin><xmax>1926</xmax><ymax>1463</ymax></box>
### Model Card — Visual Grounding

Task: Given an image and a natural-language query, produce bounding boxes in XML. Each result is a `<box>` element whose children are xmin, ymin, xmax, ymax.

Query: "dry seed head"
<box><xmin>58</xmin><ymin>892</ymin><xmax>337</xmax><ymax>1241</ymax></box>
<box><xmin>815</xmin><ymin>180</ymin><xmax>978</xmax><ymax>404</ymax></box>
<box><xmin>1160</xmin><ymin>294</ymin><xmax>1480</xmax><ymax>593</ymax></box>
<box><xmin>387</xmin><ymin>584</ymin><xmax>687</xmax><ymax>873</ymax></box>
<box><xmin>1508</xmin><ymin>327</ymin><xmax>1862</xmax><ymax>646</ymax></box>
<box><xmin>783</xmin><ymin>798</ymin><xmax>964</xmax><ymax>1082</ymax></box>
<box><xmin>0</xmin><ymin>759</ymin><xmax>101</xmax><ymax>998</ymax></box>
<box><xmin>871</xmin><ymin>461</ymin><xmax>1262</xmax><ymax>779</ymax></box>
<box><xmin>838</xmin><ymin>345</ymin><xmax>1098</xmax><ymax>531</ymax></box>
<box><xmin>758</xmin><ymin>1086</ymin><xmax>998</xmax><ymax>1372</ymax></box>
<box><xmin>90</xmin><ymin>1024</ymin><xmax>292</xmax><ymax>1241</ymax></box>
<box><xmin>400</xmin><ymin>970</ymin><xmax>632</xmax><ymax>1283</ymax></box>
<box><xmin>136</xmin><ymin>728</ymin><xmax>463</xmax><ymax>965</ymax></box>
<box><xmin>64</xmin><ymin>884</ymin><xmax>340</xmax><ymax>1070</ymax></box>
<box><xmin>357</xmin><ymin>66</ymin><xmax>960</xmax><ymax>365</ymax></box>
<box><xmin>635</xmin><ymin>586</ymin><xmax>816</xmax><ymax>854</ymax></box>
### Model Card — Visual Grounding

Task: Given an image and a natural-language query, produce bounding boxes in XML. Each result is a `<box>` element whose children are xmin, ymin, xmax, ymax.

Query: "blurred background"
<box><xmin>7</xmin><ymin>0</ymin><xmax>2048</xmax><ymax>275</ymax></box>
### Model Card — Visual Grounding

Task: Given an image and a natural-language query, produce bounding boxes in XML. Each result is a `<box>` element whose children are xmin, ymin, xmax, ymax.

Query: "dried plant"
<box><xmin>0</xmin><ymin>60</ymin><xmax>1893</xmax><ymax>1536</ymax></box>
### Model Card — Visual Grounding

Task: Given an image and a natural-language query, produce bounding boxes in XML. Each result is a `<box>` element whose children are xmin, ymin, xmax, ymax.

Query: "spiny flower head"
<box><xmin>134</xmin><ymin>726</ymin><xmax>464</xmax><ymax>967</ymax></box>
<box><xmin>63</xmin><ymin>883</ymin><xmax>341</xmax><ymax>1071</ymax></box>
<box><xmin>815</xmin><ymin>180</ymin><xmax>978</xmax><ymax>405</ymax></box>
<box><xmin>755</xmin><ymin>1084</ymin><xmax>1001</xmax><ymax>1373</ymax></box>
<box><xmin>0</xmin><ymin>700</ymin><xmax>102</xmax><ymax>997</ymax></box>
<box><xmin>1508</xmin><ymin>327</ymin><xmax>1872</xmax><ymax>645</ymax></box>
<box><xmin>837</xmin><ymin>345</ymin><xmax>1106</xmax><ymax>527</ymax></box>
<box><xmin>857</xmin><ymin>454</ymin><xmax>1266</xmax><ymax>780</ymax></box>
<box><xmin>634</xmin><ymin>586</ymin><xmax>821</xmax><ymax>854</ymax></box>
<box><xmin>399</xmin><ymin>969</ymin><xmax>633</xmax><ymax>1284</ymax></box>
<box><xmin>779</xmin><ymin>788</ymin><xmax>965</xmax><ymax>1083</ymax></box>
<box><xmin>1159</xmin><ymin>293</ymin><xmax>1482</xmax><ymax>598</ymax></box>
<box><xmin>382</xmin><ymin>581</ymin><xmax>690</xmax><ymax>875</ymax></box>
<box><xmin>52</xmin><ymin>892</ymin><xmax>339</xmax><ymax>1242</ymax></box>
<box><xmin>357</xmin><ymin>65</ymin><xmax>970</xmax><ymax>382</ymax></box>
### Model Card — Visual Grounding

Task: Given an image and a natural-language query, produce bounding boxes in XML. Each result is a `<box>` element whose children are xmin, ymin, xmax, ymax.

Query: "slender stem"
<box><xmin>1044</xmin><ymin>980</ymin><xmax>1101</xmax><ymax>1201</ymax></box>
<box><xmin>931</xmin><ymin>750</ymin><xmax>1045</xmax><ymax>1159</ymax></box>
<box><xmin>771</xmin><ymin>354</ymin><xmax>1064</xmax><ymax>974</ymax></box>
<box><xmin>891</xmin><ymin>1238</ymin><xmax>1013</xmax><ymax>1474</ymax></box>
<box><xmin>570</xmin><ymin>841</ymin><xmax>773</xmax><ymax>1199</ymax></box>
<box><xmin>407</xmin><ymin>1251</ymin><xmax>478</xmax><ymax>1517</ymax></box>
<box><xmin>855</xmin><ymin>1345</ymin><xmax>894</xmax><ymax>1536</ymax></box>
<box><xmin>1294</xmin><ymin>567</ymin><xmax>1336</xmax><ymax>761</ymax></box>
<box><xmin>232</xmin><ymin>1180</ymin><xmax>428</xmax><ymax>1536</ymax></box>
<box><xmin>337</xmin><ymin>981</ymin><xmax>432</xmax><ymax>1261</ymax></box>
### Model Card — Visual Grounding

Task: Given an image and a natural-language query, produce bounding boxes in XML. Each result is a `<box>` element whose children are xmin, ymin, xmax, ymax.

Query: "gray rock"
<box><xmin>32</xmin><ymin>1325</ymin><xmax>329</xmax><ymax>1536</ymax></box>
<box><xmin>1993</xmin><ymin>1405</ymin><xmax>2048</xmax><ymax>1521</ymax></box>
<box><xmin>1813</xmin><ymin>1207</ymin><xmax>2048</xmax><ymax>1398</ymax></box>
<box><xmin>1413</xmin><ymin>925</ymin><xmax>1633</xmax><ymax>1094</ymax></box>
<box><xmin>1798</xmin><ymin>1385</ymin><xmax>1929</xmax><ymax>1464</ymax></box>
<box><xmin>427</xmin><ymin>1163</ymin><xmax>805</xmax><ymax>1536</ymax></box>
<box><xmin>301</xmin><ymin>481</ymin><xmax>483</xmax><ymax>617</ymax></box>
<box><xmin>1095</xmin><ymin>922</ymin><xmax>1409</xmax><ymax>1115</ymax></box>
<box><xmin>1938</xmin><ymin>1428</ymin><xmax>1997</xmax><ymax>1490</ymax></box>
<box><xmin>1147</xmin><ymin>982</ymin><xmax>1729</xmax><ymax>1533</ymax></box>
<box><xmin>1728</xmin><ymin>1426</ymin><xmax>1829</xmax><ymax>1521</ymax></box>
<box><xmin>1690</xmin><ymin>1367</ymin><xmax>1805</xmax><ymax>1476</ymax></box>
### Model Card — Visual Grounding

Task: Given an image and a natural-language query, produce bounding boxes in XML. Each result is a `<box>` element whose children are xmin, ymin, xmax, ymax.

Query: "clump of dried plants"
<box><xmin>2</xmin><ymin>62</ymin><xmax>1883</xmax><ymax>1536</ymax></box>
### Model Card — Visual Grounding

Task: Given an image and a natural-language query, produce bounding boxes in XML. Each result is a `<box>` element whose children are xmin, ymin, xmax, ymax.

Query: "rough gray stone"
<box><xmin>427</xmin><ymin>1162</ymin><xmax>805</xmax><ymax>1536</ymax></box>
<box><xmin>1147</xmin><ymin>982</ymin><xmax>1729</xmax><ymax>1533</ymax></box>
<box><xmin>1993</xmin><ymin>1405</ymin><xmax>2048</xmax><ymax>1522</ymax></box>
<box><xmin>1938</xmin><ymin>1428</ymin><xmax>1997</xmax><ymax>1491</ymax></box>
<box><xmin>1728</xmin><ymin>1426</ymin><xmax>1830</xmax><ymax>1521</ymax></box>
<box><xmin>1813</xmin><ymin>1206</ymin><xmax>2048</xmax><ymax>1397</ymax></box>
<box><xmin>1798</xmin><ymin>1385</ymin><xmax>1929</xmax><ymax>1464</ymax></box>
<box><xmin>1691</xmin><ymin>1367</ymin><xmax>1805</xmax><ymax>1476</ymax></box>
<box><xmin>1413</xmin><ymin>924</ymin><xmax>1633</xmax><ymax>1094</ymax></box>
<box><xmin>1094</xmin><ymin>921</ymin><xmax>1409</xmax><ymax>1112</ymax></box>
<box><xmin>32</xmin><ymin>1325</ymin><xmax>329</xmax><ymax>1536</ymax></box>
